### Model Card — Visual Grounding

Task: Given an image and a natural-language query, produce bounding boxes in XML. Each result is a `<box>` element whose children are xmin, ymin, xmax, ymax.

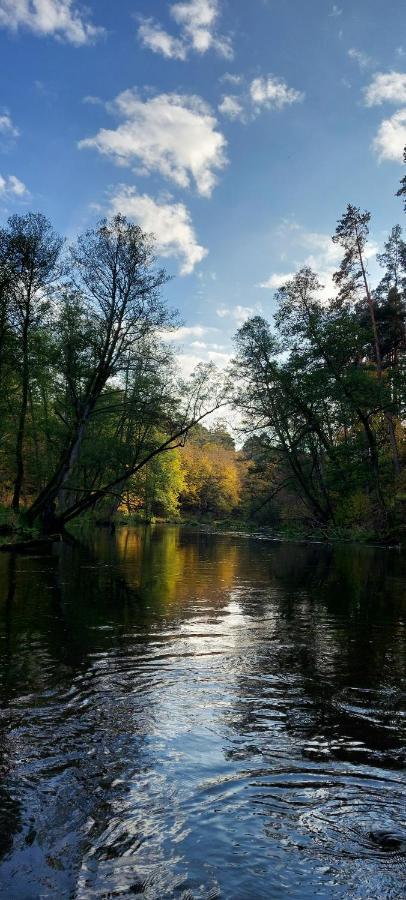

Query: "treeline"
<box><xmin>0</xmin><ymin>153</ymin><xmax>405</xmax><ymax>540</ymax></box>
<box><xmin>118</xmin><ymin>423</ymin><xmax>290</xmax><ymax>526</ymax></box>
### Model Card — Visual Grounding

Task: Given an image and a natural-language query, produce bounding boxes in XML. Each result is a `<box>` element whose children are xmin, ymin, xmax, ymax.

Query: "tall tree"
<box><xmin>333</xmin><ymin>205</ymin><xmax>400</xmax><ymax>474</ymax></box>
<box><xmin>26</xmin><ymin>215</ymin><xmax>170</xmax><ymax>528</ymax></box>
<box><xmin>0</xmin><ymin>214</ymin><xmax>63</xmax><ymax>510</ymax></box>
<box><xmin>397</xmin><ymin>146</ymin><xmax>406</xmax><ymax>212</ymax></box>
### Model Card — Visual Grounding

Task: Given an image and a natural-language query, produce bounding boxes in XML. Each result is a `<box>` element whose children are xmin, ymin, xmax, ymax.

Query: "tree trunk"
<box><xmin>12</xmin><ymin>317</ymin><xmax>29</xmax><ymax>511</ymax></box>
<box><xmin>356</xmin><ymin>230</ymin><xmax>401</xmax><ymax>476</ymax></box>
<box><xmin>26</xmin><ymin>399</ymin><xmax>95</xmax><ymax>525</ymax></box>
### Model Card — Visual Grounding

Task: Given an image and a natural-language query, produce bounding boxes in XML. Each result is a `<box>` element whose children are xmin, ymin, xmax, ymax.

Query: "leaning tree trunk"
<box><xmin>26</xmin><ymin>399</ymin><xmax>95</xmax><ymax>529</ymax></box>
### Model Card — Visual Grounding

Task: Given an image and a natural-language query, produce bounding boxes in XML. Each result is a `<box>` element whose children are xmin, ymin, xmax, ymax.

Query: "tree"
<box><xmin>126</xmin><ymin>448</ymin><xmax>186</xmax><ymax>520</ymax></box>
<box><xmin>232</xmin><ymin>265</ymin><xmax>396</xmax><ymax>528</ymax></box>
<box><xmin>179</xmin><ymin>428</ymin><xmax>242</xmax><ymax>517</ymax></box>
<box><xmin>375</xmin><ymin>226</ymin><xmax>406</xmax><ymax>372</ymax></box>
<box><xmin>232</xmin><ymin>306</ymin><xmax>337</xmax><ymax>525</ymax></box>
<box><xmin>0</xmin><ymin>213</ymin><xmax>63</xmax><ymax>510</ymax></box>
<box><xmin>333</xmin><ymin>205</ymin><xmax>400</xmax><ymax>474</ymax></box>
<box><xmin>26</xmin><ymin>215</ymin><xmax>171</xmax><ymax>528</ymax></box>
<box><xmin>397</xmin><ymin>146</ymin><xmax>406</xmax><ymax>212</ymax></box>
<box><xmin>333</xmin><ymin>205</ymin><xmax>381</xmax><ymax>365</ymax></box>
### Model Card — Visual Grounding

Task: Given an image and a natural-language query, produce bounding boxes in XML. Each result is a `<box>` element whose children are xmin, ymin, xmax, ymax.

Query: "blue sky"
<box><xmin>1</xmin><ymin>0</ymin><xmax>405</xmax><ymax>373</ymax></box>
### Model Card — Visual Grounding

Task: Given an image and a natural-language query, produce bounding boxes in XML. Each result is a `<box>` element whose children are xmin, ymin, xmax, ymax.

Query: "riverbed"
<box><xmin>0</xmin><ymin>526</ymin><xmax>405</xmax><ymax>898</ymax></box>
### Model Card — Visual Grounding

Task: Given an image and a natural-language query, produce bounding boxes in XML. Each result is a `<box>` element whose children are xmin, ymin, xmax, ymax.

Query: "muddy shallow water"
<box><xmin>0</xmin><ymin>526</ymin><xmax>405</xmax><ymax>898</ymax></box>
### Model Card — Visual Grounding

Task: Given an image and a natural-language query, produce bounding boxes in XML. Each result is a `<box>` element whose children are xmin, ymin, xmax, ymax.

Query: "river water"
<box><xmin>0</xmin><ymin>526</ymin><xmax>405</xmax><ymax>899</ymax></box>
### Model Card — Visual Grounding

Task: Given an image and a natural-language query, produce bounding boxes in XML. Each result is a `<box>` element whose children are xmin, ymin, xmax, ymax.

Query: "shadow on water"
<box><xmin>0</xmin><ymin>526</ymin><xmax>404</xmax><ymax>898</ymax></box>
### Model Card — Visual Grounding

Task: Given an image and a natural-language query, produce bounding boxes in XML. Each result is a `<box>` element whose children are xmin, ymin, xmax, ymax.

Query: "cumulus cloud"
<box><xmin>373</xmin><ymin>108</ymin><xmax>406</xmax><ymax>161</ymax></box>
<box><xmin>217</xmin><ymin>74</ymin><xmax>304</xmax><ymax>124</ymax></box>
<box><xmin>362</xmin><ymin>73</ymin><xmax>406</xmax><ymax>164</ymax></box>
<box><xmin>109</xmin><ymin>186</ymin><xmax>207</xmax><ymax>276</ymax></box>
<box><xmin>0</xmin><ymin>174</ymin><xmax>29</xmax><ymax>197</ymax></box>
<box><xmin>0</xmin><ymin>113</ymin><xmax>19</xmax><ymax>138</ymax></box>
<box><xmin>218</xmin><ymin>95</ymin><xmax>244</xmax><ymax>120</ymax></box>
<box><xmin>79</xmin><ymin>90</ymin><xmax>227</xmax><ymax>197</ymax></box>
<box><xmin>250</xmin><ymin>76</ymin><xmax>304</xmax><ymax>109</ymax></box>
<box><xmin>138</xmin><ymin>0</ymin><xmax>232</xmax><ymax>61</ymax></box>
<box><xmin>0</xmin><ymin>0</ymin><xmax>104</xmax><ymax>45</ymax></box>
<box><xmin>364</xmin><ymin>71</ymin><xmax>406</xmax><ymax>106</ymax></box>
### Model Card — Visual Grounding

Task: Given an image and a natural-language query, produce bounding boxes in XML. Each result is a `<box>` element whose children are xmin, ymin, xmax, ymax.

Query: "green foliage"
<box><xmin>127</xmin><ymin>448</ymin><xmax>186</xmax><ymax>520</ymax></box>
<box><xmin>232</xmin><ymin>199</ymin><xmax>406</xmax><ymax>537</ymax></box>
<box><xmin>0</xmin><ymin>213</ymin><xmax>223</xmax><ymax>535</ymax></box>
<box><xmin>1</xmin><ymin>171</ymin><xmax>406</xmax><ymax>543</ymax></box>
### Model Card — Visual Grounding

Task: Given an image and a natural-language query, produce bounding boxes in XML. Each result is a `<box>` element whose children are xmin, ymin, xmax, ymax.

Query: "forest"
<box><xmin>0</xmin><ymin>149</ymin><xmax>405</xmax><ymax>544</ymax></box>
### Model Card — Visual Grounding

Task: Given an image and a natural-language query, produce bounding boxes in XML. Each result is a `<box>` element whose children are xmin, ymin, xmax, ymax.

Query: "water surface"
<box><xmin>0</xmin><ymin>526</ymin><xmax>405</xmax><ymax>898</ymax></box>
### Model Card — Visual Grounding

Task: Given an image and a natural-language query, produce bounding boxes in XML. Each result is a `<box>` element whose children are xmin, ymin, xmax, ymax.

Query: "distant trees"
<box><xmin>179</xmin><ymin>425</ymin><xmax>243</xmax><ymax>518</ymax></box>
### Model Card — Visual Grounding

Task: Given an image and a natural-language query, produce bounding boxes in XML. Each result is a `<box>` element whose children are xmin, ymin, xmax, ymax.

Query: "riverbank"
<box><xmin>112</xmin><ymin>511</ymin><xmax>406</xmax><ymax>547</ymax></box>
<box><xmin>1</xmin><ymin>504</ymin><xmax>405</xmax><ymax>551</ymax></box>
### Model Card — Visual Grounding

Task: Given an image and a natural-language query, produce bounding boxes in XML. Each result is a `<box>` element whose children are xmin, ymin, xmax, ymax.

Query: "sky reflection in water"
<box><xmin>0</xmin><ymin>526</ymin><xmax>405</xmax><ymax>899</ymax></box>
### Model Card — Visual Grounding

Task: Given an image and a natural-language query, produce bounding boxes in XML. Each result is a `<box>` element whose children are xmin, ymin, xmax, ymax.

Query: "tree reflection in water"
<box><xmin>0</xmin><ymin>527</ymin><xmax>404</xmax><ymax>899</ymax></box>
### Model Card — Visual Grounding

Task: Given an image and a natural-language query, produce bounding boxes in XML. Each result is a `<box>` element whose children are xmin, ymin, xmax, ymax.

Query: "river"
<box><xmin>0</xmin><ymin>526</ymin><xmax>405</xmax><ymax>899</ymax></box>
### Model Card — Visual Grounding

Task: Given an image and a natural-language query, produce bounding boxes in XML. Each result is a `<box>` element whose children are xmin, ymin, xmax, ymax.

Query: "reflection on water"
<box><xmin>0</xmin><ymin>526</ymin><xmax>405</xmax><ymax>899</ymax></box>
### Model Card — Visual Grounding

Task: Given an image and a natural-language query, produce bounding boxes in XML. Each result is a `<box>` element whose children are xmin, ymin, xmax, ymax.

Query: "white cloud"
<box><xmin>348</xmin><ymin>47</ymin><xmax>373</xmax><ymax>70</ymax></box>
<box><xmin>216</xmin><ymin>305</ymin><xmax>258</xmax><ymax>323</ymax></box>
<box><xmin>191</xmin><ymin>340</ymin><xmax>225</xmax><ymax>349</ymax></box>
<box><xmin>218</xmin><ymin>95</ymin><xmax>244</xmax><ymax>120</ymax></box>
<box><xmin>0</xmin><ymin>0</ymin><xmax>103</xmax><ymax>45</ymax></box>
<box><xmin>79</xmin><ymin>90</ymin><xmax>227</xmax><ymax>197</ymax></box>
<box><xmin>258</xmin><ymin>272</ymin><xmax>296</xmax><ymax>290</ymax></box>
<box><xmin>221</xmin><ymin>72</ymin><xmax>242</xmax><ymax>85</ymax></box>
<box><xmin>138</xmin><ymin>0</ymin><xmax>232</xmax><ymax>61</ymax></box>
<box><xmin>0</xmin><ymin>173</ymin><xmax>29</xmax><ymax>197</ymax></box>
<box><xmin>216</xmin><ymin>73</ymin><xmax>304</xmax><ymax>124</ymax></box>
<box><xmin>362</xmin><ymin>73</ymin><xmax>406</xmax><ymax>164</ymax></box>
<box><xmin>260</xmin><ymin>266</ymin><xmax>336</xmax><ymax>303</ymax></box>
<box><xmin>299</xmin><ymin>230</ymin><xmax>343</xmax><ymax>266</ymax></box>
<box><xmin>329</xmin><ymin>5</ymin><xmax>342</xmax><ymax>16</ymax></box>
<box><xmin>260</xmin><ymin>223</ymin><xmax>379</xmax><ymax>304</ymax></box>
<box><xmin>160</xmin><ymin>325</ymin><xmax>218</xmax><ymax>345</ymax></box>
<box><xmin>109</xmin><ymin>186</ymin><xmax>207</xmax><ymax>276</ymax></box>
<box><xmin>206</xmin><ymin>348</ymin><xmax>231</xmax><ymax>364</ymax></box>
<box><xmin>137</xmin><ymin>19</ymin><xmax>186</xmax><ymax>60</ymax></box>
<box><xmin>250</xmin><ymin>75</ymin><xmax>304</xmax><ymax>109</ymax></box>
<box><xmin>373</xmin><ymin>108</ymin><xmax>406</xmax><ymax>161</ymax></box>
<box><xmin>0</xmin><ymin>113</ymin><xmax>19</xmax><ymax>138</ymax></box>
<box><xmin>364</xmin><ymin>71</ymin><xmax>406</xmax><ymax>106</ymax></box>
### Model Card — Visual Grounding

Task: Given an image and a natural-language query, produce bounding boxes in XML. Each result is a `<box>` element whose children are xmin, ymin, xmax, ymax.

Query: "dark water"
<box><xmin>0</xmin><ymin>527</ymin><xmax>405</xmax><ymax>899</ymax></box>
